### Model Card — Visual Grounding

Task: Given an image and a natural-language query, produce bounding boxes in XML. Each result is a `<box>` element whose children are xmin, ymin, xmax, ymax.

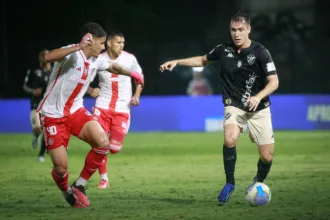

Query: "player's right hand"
<box><xmin>32</xmin><ymin>88</ymin><xmax>42</xmax><ymax>96</ymax></box>
<box><xmin>89</xmin><ymin>88</ymin><xmax>100</xmax><ymax>98</ymax></box>
<box><xmin>79</xmin><ymin>33</ymin><xmax>94</xmax><ymax>49</ymax></box>
<box><xmin>159</xmin><ymin>60</ymin><xmax>177</xmax><ymax>72</ymax></box>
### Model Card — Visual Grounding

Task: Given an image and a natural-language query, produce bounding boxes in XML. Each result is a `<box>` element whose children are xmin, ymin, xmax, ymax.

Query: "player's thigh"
<box><xmin>223</xmin><ymin>106</ymin><xmax>247</xmax><ymax>146</ymax></box>
<box><xmin>30</xmin><ymin>109</ymin><xmax>41</xmax><ymax>129</ymax></box>
<box><xmin>247</xmin><ymin>107</ymin><xmax>275</xmax><ymax>145</ymax></box>
<box><xmin>41</xmin><ymin>116</ymin><xmax>71</xmax><ymax>151</ymax></box>
<box><xmin>71</xmin><ymin>108</ymin><xmax>108</xmax><ymax>148</ymax></box>
<box><xmin>48</xmin><ymin>146</ymin><xmax>68</xmax><ymax>174</ymax></box>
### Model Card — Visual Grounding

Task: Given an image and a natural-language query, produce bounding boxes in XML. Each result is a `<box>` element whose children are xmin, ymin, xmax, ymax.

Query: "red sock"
<box><xmin>98</xmin><ymin>155</ymin><xmax>108</xmax><ymax>175</ymax></box>
<box><xmin>51</xmin><ymin>169</ymin><xmax>69</xmax><ymax>191</ymax></box>
<box><xmin>79</xmin><ymin>147</ymin><xmax>108</xmax><ymax>180</ymax></box>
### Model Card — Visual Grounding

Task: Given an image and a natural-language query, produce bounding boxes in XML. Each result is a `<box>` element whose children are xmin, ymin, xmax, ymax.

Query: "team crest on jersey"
<box><xmin>247</xmin><ymin>54</ymin><xmax>256</xmax><ymax>65</ymax></box>
<box><xmin>237</xmin><ymin>60</ymin><xmax>242</xmax><ymax>67</ymax></box>
<box><xmin>225</xmin><ymin>99</ymin><xmax>232</xmax><ymax>105</ymax></box>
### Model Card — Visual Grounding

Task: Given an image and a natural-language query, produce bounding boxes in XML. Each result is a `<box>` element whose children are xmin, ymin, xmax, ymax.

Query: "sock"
<box><xmin>223</xmin><ymin>145</ymin><xmax>237</xmax><ymax>185</ymax></box>
<box><xmin>100</xmin><ymin>174</ymin><xmax>108</xmax><ymax>181</ymax></box>
<box><xmin>256</xmin><ymin>159</ymin><xmax>273</xmax><ymax>182</ymax></box>
<box><xmin>38</xmin><ymin>136</ymin><xmax>47</xmax><ymax>157</ymax></box>
<box><xmin>98</xmin><ymin>155</ymin><xmax>108</xmax><ymax>177</ymax></box>
<box><xmin>51</xmin><ymin>169</ymin><xmax>69</xmax><ymax>192</ymax></box>
<box><xmin>77</xmin><ymin>147</ymin><xmax>108</xmax><ymax>186</ymax></box>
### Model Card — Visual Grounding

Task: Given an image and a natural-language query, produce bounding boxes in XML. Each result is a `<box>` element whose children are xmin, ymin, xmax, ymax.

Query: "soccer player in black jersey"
<box><xmin>23</xmin><ymin>49</ymin><xmax>52</xmax><ymax>162</ymax></box>
<box><xmin>160</xmin><ymin>12</ymin><xmax>279</xmax><ymax>204</ymax></box>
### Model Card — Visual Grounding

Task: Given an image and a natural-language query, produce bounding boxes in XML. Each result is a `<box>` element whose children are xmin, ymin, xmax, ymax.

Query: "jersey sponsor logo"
<box><xmin>241</xmin><ymin>73</ymin><xmax>257</xmax><ymax>107</ymax></box>
<box><xmin>247</xmin><ymin>54</ymin><xmax>256</xmax><ymax>65</ymax></box>
<box><xmin>70</xmin><ymin>75</ymin><xmax>87</xmax><ymax>84</ymax></box>
<box><xmin>237</xmin><ymin>60</ymin><xmax>242</xmax><ymax>67</ymax></box>
<box><xmin>266</xmin><ymin>62</ymin><xmax>276</xmax><ymax>72</ymax></box>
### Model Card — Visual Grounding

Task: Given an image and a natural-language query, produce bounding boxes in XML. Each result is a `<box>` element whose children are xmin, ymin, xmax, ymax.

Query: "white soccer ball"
<box><xmin>245</xmin><ymin>182</ymin><xmax>271</xmax><ymax>207</ymax></box>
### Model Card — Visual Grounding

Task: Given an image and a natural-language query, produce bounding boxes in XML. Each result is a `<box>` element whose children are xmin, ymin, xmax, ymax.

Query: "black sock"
<box><xmin>38</xmin><ymin>138</ymin><xmax>47</xmax><ymax>157</ymax></box>
<box><xmin>223</xmin><ymin>145</ymin><xmax>236</xmax><ymax>185</ymax></box>
<box><xmin>256</xmin><ymin>159</ymin><xmax>272</xmax><ymax>182</ymax></box>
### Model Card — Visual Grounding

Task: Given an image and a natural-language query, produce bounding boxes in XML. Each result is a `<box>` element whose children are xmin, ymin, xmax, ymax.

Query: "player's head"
<box><xmin>106</xmin><ymin>31</ymin><xmax>125</xmax><ymax>58</ymax></box>
<box><xmin>80</xmin><ymin>22</ymin><xmax>107</xmax><ymax>57</ymax></box>
<box><xmin>39</xmin><ymin>49</ymin><xmax>49</xmax><ymax>66</ymax></box>
<box><xmin>230</xmin><ymin>12</ymin><xmax>251</xmax><ymax>48</ymax></box>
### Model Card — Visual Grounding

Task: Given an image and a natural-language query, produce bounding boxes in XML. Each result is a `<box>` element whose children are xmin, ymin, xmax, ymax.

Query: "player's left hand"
<box><xmin>131</xmin><ymin>96</ymin><xmax>140</xmax><ymax>106</ymax></box>
<box><xmin>247</xmin><ymin>96</ymin><xmax>261</xmax><ymax>111</ymax></box>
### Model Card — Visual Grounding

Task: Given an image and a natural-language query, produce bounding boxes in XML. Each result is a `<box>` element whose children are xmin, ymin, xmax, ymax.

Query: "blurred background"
<box><xmin>0</xmin><ymin>0</ymin><xmax>330</xmax><ymax>132</ymax></box>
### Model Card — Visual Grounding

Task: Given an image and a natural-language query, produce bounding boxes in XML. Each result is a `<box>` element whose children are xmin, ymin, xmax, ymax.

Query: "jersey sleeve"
<box><xmin>259</xmin><ymin>48</ymin><xmax>277</xmax><ymax>76</ymax></box>
<box><xmin>61</xmin><ymin>44</ymin><xmax>77</xmax><ymax>62</ymax></box>
<box><xmin>97</xmin><ymin>56</ymin><xmax>111</xmax><ymax>71</ymax></box>
<box><xmin>24</xmin><ymin>69</ymin><xmax>34</xmax><ymax>86</ymax></box>
<box><xmin>130</xmin><ymin>55</ymin><xmax>142</xmax><ymax>73</ymax></box>
<box><xmin>206</xmin><ymin>44</ymin><xmax>223</xmax><ymax>61</ymax></box>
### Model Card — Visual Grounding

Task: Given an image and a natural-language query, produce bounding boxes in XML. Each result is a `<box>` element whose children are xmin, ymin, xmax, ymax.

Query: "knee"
<box><xmin>260</xmin><ymin>152</ymin><xmax>273</xmax><ymax>163</ymax></box>
<box><xmin>95</xmin><ymin>133</ymin><xmax>110</xmax><ymax>149</ymax></box>
<box><xmin>224</xmin><ymin>131</ymin><xmax>239</xmax><ymax>147</ymax></box>
<box><xmin>53</xmin><ymin>164</ymin><xmax>68</xmax><ymax>176</ymax></box>
<box><xmin>109</xmin><ymin>139</ymin><xmax>123</xmax><ymax>154</ymax></box>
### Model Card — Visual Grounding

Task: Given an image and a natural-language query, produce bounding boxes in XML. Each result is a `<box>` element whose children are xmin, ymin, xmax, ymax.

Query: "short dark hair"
<box><xmin>231</xmin><ymin>12</ymin><xmax>251</xmax><ymax>25</ymax></box>
<box><xmin>107</xmin><ymin>30</ymin><xmax>124</xmax><ymax>40</ymax></box>
<box><xmin>80</xmin><ymin>22</ymin><xmax>107</xmax><ymax>38</ymax></box>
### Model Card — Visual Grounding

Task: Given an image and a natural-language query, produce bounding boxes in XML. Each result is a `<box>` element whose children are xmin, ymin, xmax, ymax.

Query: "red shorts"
<box><xmin>41</xmin><ymin>107</ymin><xmax>95</xmax><ymax>150</ymax></box>
<box><xmin>92</xmin><ymin>107</ymin><xmax>130</xmax><ymax>143</ymax></box>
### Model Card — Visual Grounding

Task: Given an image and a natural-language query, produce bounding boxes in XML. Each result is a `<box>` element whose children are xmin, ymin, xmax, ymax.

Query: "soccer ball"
<box><xmin>245</xmin><ymin>182</ymin><xmax>271</xmax><ymax>207</ymax></box>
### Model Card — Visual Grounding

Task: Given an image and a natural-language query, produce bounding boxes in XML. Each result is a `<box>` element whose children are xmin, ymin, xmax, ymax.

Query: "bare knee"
<box><xmin>95</xmin><ymin>134</ymin><xmax>109</xmax><ymax>149</ymax></box>
<box><xmin>224</xmin><ymin>131</ymin><xmax>239</xmax><ymax>147</ymax></box>
<box><xmin>258</xmin><ymin>144</ymin><xmax>274</xmax><ymax>163</ymax></box>
<box><xmin>53</xmin><ymin>164</ymin><xmax>68</xmax><ymax>176</ymax></box>
<box><xmin>260</xmin><ymin>153</ymin><xmax>273</xmax><ymax>163</ymax></box>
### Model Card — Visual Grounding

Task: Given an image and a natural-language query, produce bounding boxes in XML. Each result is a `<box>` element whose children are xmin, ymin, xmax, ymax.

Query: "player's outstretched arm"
<box><xmin>45</xmin><ymin>33</ymin><xmax>93</xmax><ymax>63</ymax></box>
<box><xmin>159</xmin><ymin>55</ymin><xmax>209</xmax><ymax>72</ymax></box>
<box><xmin>108</xmin><ymin>63</ymin><xmax>144</xmax><ymax>85</ymax></box>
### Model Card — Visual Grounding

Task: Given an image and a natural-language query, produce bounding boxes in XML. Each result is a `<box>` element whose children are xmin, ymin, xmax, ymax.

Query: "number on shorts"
<box><xmin>47</xmin><ymin>126</ymin><xmax>57</xmax><ymax>135</ymax></box>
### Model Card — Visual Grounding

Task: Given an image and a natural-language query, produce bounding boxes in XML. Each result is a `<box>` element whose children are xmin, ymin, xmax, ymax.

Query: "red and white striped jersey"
<box><xmin>37</xmin><ymin>45</ymin><xmax>110</xmax><ymax>118</ymax></box>
<box><xmin>95</xmin><ymin>51</ymin><xmax>142</xmax><ymax>114</ymax></box>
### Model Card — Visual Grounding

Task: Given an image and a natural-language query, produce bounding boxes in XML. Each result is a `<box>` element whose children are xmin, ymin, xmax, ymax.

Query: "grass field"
<box><xmin>0</xmin><ymin>131</ymin><xmax>329</xmax><ymax>220</ymax></box>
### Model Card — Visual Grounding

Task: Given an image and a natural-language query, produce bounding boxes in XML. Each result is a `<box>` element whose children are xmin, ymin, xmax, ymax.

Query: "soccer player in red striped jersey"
<box><xmin>38</xmin><ymin>22</ymin><xmax>143</xmax><ymax>208</ymax></box>
<box><xmin>88</xmin><ymin>31</ymin><xmax>143</xmax><ymax>189</ymax></box>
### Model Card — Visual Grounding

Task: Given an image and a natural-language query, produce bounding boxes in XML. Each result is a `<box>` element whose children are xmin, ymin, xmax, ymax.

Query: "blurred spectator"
<box><xmin>186</xmin><ymin>67</ymin><xmax>213</xmax><ymax>96</ymax></box>
<box><xmin>250</xmin><ymin>13</ymin><xmax>274</xmax><ymax>42</ymax></box>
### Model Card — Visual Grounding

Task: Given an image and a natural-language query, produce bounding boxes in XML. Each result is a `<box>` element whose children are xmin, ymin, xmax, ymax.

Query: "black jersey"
<box><xmin>206</xmin><ymin>40</ymin><xmax>277</xmax><ymax>112</ymax></box>
<box><xmin>24</xmin><ymin>68</ymin><xmax>50</xmax><ymax>109</ymax></box>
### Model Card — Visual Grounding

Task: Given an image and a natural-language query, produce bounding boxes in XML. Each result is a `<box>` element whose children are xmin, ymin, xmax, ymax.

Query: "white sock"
<box><xmin>75</xmin><ymin>177</ymin><xmax>87</xmax><ymax>187</ymax></box>
<box><xmin>100</xmin><ymin>174</ymin><xmax>108</xmax><ymax>181</ymax></box>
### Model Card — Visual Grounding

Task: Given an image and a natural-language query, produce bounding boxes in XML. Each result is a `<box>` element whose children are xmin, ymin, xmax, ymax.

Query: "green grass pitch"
<box><xmin>0</xmin><ymin>131</ymin><xmax>329</xmax><ymax>220</ymax></box>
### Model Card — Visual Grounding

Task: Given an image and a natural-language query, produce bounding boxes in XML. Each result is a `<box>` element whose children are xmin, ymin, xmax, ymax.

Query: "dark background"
<box><xmin>0</xmin><ymin>0</ymin><xmax>329</xmax><ymax>98</ymax></box>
